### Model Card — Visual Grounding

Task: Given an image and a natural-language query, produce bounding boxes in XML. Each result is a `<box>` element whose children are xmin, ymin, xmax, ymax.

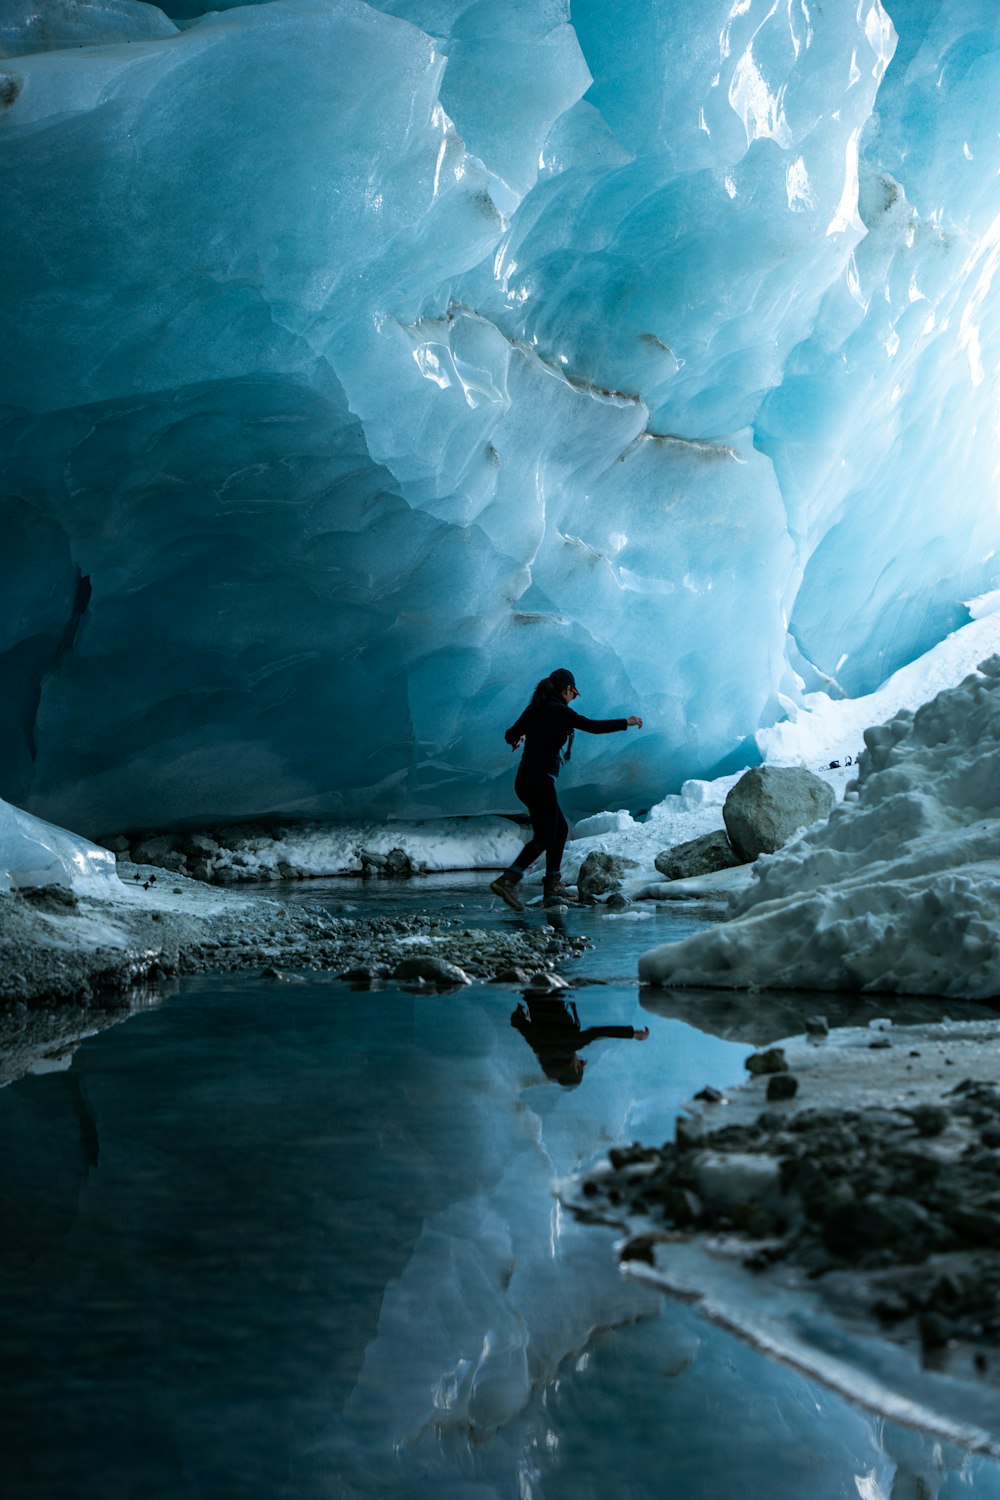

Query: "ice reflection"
<box><xmin>0</xmin><ymin>881</ymin><xmax>998</xmax><ymax>1497</ymax></box>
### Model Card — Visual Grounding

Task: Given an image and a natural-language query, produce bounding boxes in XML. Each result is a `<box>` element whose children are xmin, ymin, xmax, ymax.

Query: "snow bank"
<box><xmin>640</xmin><ymin>656</ymin><xmax>1000</xmax><ymax>999</ymax></box>
<box><xmin>207</xmin><ymin>816</ymin><xmax>526</xmax><ymax>880</ymax></box>
<box><xmin>0</xmin><ymin>797</ymin><xmax>120</xmax><ymax>895</ymax></box>
<box><xmin>757</xmin><ymin>593</ymin><xmax>1000</xmax><ymax>769</ymax></box>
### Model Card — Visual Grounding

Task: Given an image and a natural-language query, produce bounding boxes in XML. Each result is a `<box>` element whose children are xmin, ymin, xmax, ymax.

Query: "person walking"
<box><xmin>490</xmin><ymin>667</ymin><xmax>642</xmax><ymax>911</ymax></box>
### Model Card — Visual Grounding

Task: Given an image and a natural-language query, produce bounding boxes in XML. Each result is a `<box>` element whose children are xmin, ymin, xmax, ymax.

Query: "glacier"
<box><xmin>1</xmin><ymin>0</ymin><xmax>1000</xmax><ymax>836</ymax></box>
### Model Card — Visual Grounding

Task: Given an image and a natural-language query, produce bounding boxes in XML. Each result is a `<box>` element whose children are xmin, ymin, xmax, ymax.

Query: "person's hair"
<box><xmin>530</xmin><ymin>674</ymin><xmax>557</xmax><ymax>707</ymax></box>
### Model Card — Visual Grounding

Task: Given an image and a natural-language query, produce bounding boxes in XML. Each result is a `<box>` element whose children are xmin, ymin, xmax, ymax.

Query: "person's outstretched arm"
<box><xmin>568</xmin><ymin>710</ymin><xmax>643</xmax><ymax>734</ymax></box>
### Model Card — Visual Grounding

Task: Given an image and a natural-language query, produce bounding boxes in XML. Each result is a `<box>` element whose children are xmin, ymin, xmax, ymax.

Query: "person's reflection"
<box><xmin>511</xmin><ymin>996</ymin><xmax>648</xmax><ymax>1087</ymax></box>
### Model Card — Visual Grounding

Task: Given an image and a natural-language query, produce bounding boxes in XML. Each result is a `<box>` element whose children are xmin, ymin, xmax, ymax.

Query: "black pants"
<box><xmin>510</xmin><ymin>769</ymin><xmax>568</xmax><ymax>878</ymax></box>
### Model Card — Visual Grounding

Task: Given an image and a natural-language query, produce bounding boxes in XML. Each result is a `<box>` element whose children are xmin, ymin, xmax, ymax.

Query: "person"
<box><xmin>490</xmin><ymin>667</ymin><xmax>642</xmax><ymax>911</ymax></box>
<box><xmin>510</xmin><ymin>997</ymin><xmax>649</xmax><ymax>1087</ymax></box>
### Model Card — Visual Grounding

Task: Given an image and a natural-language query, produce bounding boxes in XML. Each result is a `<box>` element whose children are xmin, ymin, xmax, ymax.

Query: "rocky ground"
<box><xmin>565</xmin><ymin>1018</ymin><xmax>1000</xmax><ymax>1449</ymax></box>
<box><xmin>0</xmin><ymin>862</ymin><xmax>590</xmax><ymax>1084</ymax></box>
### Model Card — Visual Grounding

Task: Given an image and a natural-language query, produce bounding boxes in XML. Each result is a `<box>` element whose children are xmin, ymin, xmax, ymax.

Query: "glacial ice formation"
<box><xmin>2</xmin><ymin>0</ymin><xmax>1000</xmax><ymax>834</ymax></box>
<box><xmin>639</xmin><ymin>654</ymin><xmax>1000</xmax><ymax>1000</ymax></box>
<box><xmin>0</xmin><ymin>798</ymin><xmax>120</xmax><ymax>894</ymax></box>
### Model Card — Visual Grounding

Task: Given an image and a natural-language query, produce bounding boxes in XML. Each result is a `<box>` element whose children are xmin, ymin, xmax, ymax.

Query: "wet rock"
<box><xmin>824</xmin><ymin>1193</ymin><xmax>937</xmax><ymax>1256</ymax></box>
<box><xmin>575</xmin><ymin>850</ymin><xmax>638</xmax><ymax>900</ymax></box>
<box><xmin>674</xmin><ymin>1114</ymin><xmax>705</xmax><ymax>1149</ymax></box>
<box><xmin>694</xmin><ymin>1085</ymin><xmax>726</xmax><ymax>1103</ymax></box>
<box><xmin>910</xmin><ymin>1104</ymin><xmax>948</xmax><ymax>1137</ymax></box>
<box><xmin>392</xmin><ymin>955</ymin><xmax>471</xmax><ymax>988</ymax></box>
<box><xmin>661</xmin><ymin>1186</ymin><xmax>703</xmax><ymax>1226</ymax></box>
<box><xmin>654</xmin><ymin>829</ymin><xmax>743</xmax><ymax>880</ymax></box>
<box><xmin>805</xmin><ymin>1015</ymin><xmax>829</xmax><ymax>1038</ymax></box>
<box><xmin>524</xmin><ymin>971</ymin><xmax>570</xmax><ymax>993</ymax></box>
<box><xmin>604</xmin><ymin>891</ymin><xmax>631</xmax><ymax>910</ymax></box>
<box><xmin>723</xmin><ymin>766</ymin><xmax>836</xmax><ymax>862</ymax></box>
<box><xmin>767</xmin><ymin>1074</ymin><xmax>799</xmax><ymax>1102</ymax></box>
<box><xmin>745</xmin><ymin>1047</ymin><xmax>788</xmax><ymax>1076</ymax></box>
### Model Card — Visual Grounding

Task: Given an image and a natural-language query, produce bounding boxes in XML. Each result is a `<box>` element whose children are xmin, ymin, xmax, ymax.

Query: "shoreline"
<box><xmin>0</xmin><ymin>863</ymin><xmax>591</xmax><ymax>1087</ymax></box>
<box><xmin>564</xmin><ymin>1016</ymin><xmax>1000</xmax><ymax>1455</ymax></box>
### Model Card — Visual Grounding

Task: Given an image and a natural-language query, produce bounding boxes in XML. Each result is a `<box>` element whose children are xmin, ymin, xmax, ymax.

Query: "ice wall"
<box><xmin>1</xmin><ymin>0</ymin><xmax>999</xmax><ymax>834</ymax></box>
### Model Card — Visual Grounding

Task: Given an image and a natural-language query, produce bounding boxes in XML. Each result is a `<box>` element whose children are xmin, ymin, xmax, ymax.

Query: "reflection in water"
<box><xmin>642</xmin><ymin>983</ymin><xmax>1000</xmax><ymax>1048</ymax></box>
<box><xmin>511</xmin><ymin>996</ymin><xmax>649</xmax><ymax>1086</ymax></box>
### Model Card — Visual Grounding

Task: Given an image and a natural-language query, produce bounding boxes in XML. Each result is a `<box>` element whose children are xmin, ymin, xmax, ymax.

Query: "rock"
<box><xmin>575</xmin><ymin>850</ymin><xmax>638</xmax><ymax>900</ymax></box>
<box><xmin>384</xmin><ymin>847</ymin><xmax>413</xmax><ymax>878</ymax></box>
<box><xmin>745</xmin><ymin>1046</ymin><xmax>788</xmax><ymax>1076</ymax></box>
<box><xmin>392</xmin><ymin>955</ymin><xmax>471</xmax><ymax>988</ymax></box>
<box><xmin>215</xmin><ymin>823</ymin><xmax>272</xmax><ymax>849</ymax></box>
<box><xmin>357</xmin><ymin>850</ymin><xmax>387</xmax><ymax>877</ymax></box>
<box><xmin>524</xmin><ymin>971</ymin><xmax>570</xmax><ymax>993</ymax></box>
<box><xmin>131</xmin><ymin>834</ymin><xmax>181</xmax><ymax>864</ymax></box>
<box><xmin>654</xmin><ymin>829</ymin><xmax>743</xmax><ymax>880</ymax></box>
<box><xmin>188</xmin><ymin>860</ymin><xmax>215</xmax><ymax>882</ymax></box>
<box><xmin>722</xmin><ymin>765</ymin><xmax>836</xmax><ymax>862</ymax></box>
<box><xmin>824</xmin><ymin>1192</ymin><xmax>936</xmax><ymax>1256</ymax></box>
<box><xmin>182</xmin><ymin>833</ymin><xmax>220</xmax><ymax>857</ymax></box>
<box><xmin>151</xmin><ymin>850</ymin><xmax>188</xmax><ymax>873</ymax></box>
<box><xmin>693</xmin><ymin>1085</ymin><xmax>726</xmax><ymax>1103</ymax></box>
<box><xmin>100</xmin><ymin>835</ymin><xmax>131</xmax><ymax>854</ymax></box>
<box><xmin>910</xmin><ymin>1104</ymin><xmax>948</xmax><ymax>1136</ymax></box>
<box><xmin>604</xmin><ymin>891</ymin><xmax>631</xmax><ymax>910</ymax></box>
<box><xmin>494</xmin><ymin>966</ymin><xmax>533</xmax><ymax>986</ymax></box>
<box><xmin>767</xmin><ymin>1073</ymin><xmax>798</xmax><ymax>1102</ymax></box>
<box><xmin>661</xmin><ymin>1186</ymin><xmax>702</xmax><ymax>1226</ymax></box>
<box><xmin>805</xmin><ymin>1015</ymin><xmax>829</xmax><ymax>1038</ymax></box>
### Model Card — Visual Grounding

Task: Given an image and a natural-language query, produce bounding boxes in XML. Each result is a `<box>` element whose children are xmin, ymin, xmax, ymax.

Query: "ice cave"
<box><xmin>5</xmin><ymin>1</ymin><xmax>1000</xmax><ymax>1497</ymax></box>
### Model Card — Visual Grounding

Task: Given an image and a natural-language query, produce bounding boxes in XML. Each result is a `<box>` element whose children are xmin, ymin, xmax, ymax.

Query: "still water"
<box><xmin>1</xmin><ymin>876</ymin><xmax>997</xmax><ymax>1499</ymax></box>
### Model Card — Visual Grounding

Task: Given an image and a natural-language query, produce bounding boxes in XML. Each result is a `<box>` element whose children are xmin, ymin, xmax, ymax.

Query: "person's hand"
<box><xmin>512</xmin><ymin>736</ymin><xmax>524</xmax><ymax>750</ymax></box>
<box><xmin>627</xmin><ymin>715</ymin><xmax>643</xmax><ymax>728</ymax></box>
<box><xmin>633</xmin><ymin>1026</ymin><xmax>649</xmax><ymax>1040</ymax></box>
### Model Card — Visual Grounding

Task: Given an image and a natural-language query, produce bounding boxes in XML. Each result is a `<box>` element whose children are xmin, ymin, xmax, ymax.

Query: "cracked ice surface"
<box><xmin>1</xmin><ymin>0</ymin><xmax>999</xmax><ymax>834</ymax></box>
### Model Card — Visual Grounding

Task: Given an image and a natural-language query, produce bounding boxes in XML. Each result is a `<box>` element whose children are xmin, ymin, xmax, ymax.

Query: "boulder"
<box><xmin>384</xmin><ymin>847</ymin><xmax>414</xmax><ymax>878</ymax></box>
<box><xmin>723</xmin><ymin>766</ymin><xmax>835</xmax><ymax>862</ymax></box>
<box><xmin>392</xmin><ymin>955</ymin><xmax>471</xmax><ymax>989</ymax></box>
<box><xmin>131</xmin><ymin>834</ymin><xmax>181</xmax><ymax>864</ymax></box>
<box><xmin>183</xmin><ymin>832</ymin><xmax>221</xmax><ymax>857</ymax></box>
<box><xmin>654</xmin><ymin>829</ymin><xmax>743</xmax><ymax>880</ymax></box>
<box><xmin>575</xmin><ymin>850</ymin><xmax>639</xmax><ymax>899</ymax></box>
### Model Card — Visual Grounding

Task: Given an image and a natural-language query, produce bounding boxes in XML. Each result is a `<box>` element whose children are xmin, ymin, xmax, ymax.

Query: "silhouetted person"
<box><xmin>491</xmin><ymin>667</ymin><xmax>642</xmax><ymax>910</ymax></box>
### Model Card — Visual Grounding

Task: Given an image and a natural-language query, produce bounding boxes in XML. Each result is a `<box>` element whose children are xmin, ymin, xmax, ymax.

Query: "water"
<box><xmin>1</xmin><ymin>875</ymin><xmax>998</xmax><ymax>1499</ymax></box>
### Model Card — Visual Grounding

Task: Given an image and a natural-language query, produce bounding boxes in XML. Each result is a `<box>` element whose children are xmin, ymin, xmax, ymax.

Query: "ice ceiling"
<box><xmin>1</xmin><ymin>0</ymin><xmax>999</xmax><ymax>834</ymax></box>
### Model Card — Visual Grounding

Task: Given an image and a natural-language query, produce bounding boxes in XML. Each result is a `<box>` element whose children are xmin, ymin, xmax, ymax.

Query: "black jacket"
<box><xmin>505</xmin><ymin>694</ymin><xmax>627</xmax><ymax>778</ymax></box>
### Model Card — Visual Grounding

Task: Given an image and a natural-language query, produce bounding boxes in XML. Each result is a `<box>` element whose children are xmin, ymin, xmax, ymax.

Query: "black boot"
<box><xmin>490</xmin><ymin>870</ymin><xmax>525</xmax><ymax>912</ymax></box>
<box><xmin>543</xmin><ymin>874</ymin><xmax>580</xmax><ymax>908</ymax></box>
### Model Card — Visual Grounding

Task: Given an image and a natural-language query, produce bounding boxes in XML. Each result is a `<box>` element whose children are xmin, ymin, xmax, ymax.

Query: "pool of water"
<box><xmin>1</xmin><ymin>876</ymin><xmax>998</xmax><ymax>1499</ymax></box>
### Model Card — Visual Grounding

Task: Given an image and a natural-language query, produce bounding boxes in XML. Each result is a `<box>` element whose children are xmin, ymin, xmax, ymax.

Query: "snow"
<box><xmin>3</xmin><ymin>1</ymin><xmax>1000</xmax><ymax>834</ymax></box>
<box><xmin>640</xmin><ymin>654</ymin><xmax>1000</xmax><ymax>999</ymax></box>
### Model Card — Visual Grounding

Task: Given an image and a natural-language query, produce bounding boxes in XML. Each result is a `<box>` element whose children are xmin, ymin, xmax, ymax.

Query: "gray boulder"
<box><xmin>393</xmin><ymin>956</ymin><xmax>471</xmax><ymax>989</ymax></box>
<box><xmin>654</xmin><ymin>829</ymin><xmax>743</xmax><ymax>880</ymax></box>
<box><xmin>575</xmin><ymin>850</ymin><xmax>639</xmax><ymax>900</ymax></box>
<box><xmin>723</xmin><ymin>766</ymin><xmax>835</xmax><ymax>862</ymax></box>
<box><xmin>131</xmin><ymin>834</ymin><xmax>181</xmax><ymax>864</ymax></box>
